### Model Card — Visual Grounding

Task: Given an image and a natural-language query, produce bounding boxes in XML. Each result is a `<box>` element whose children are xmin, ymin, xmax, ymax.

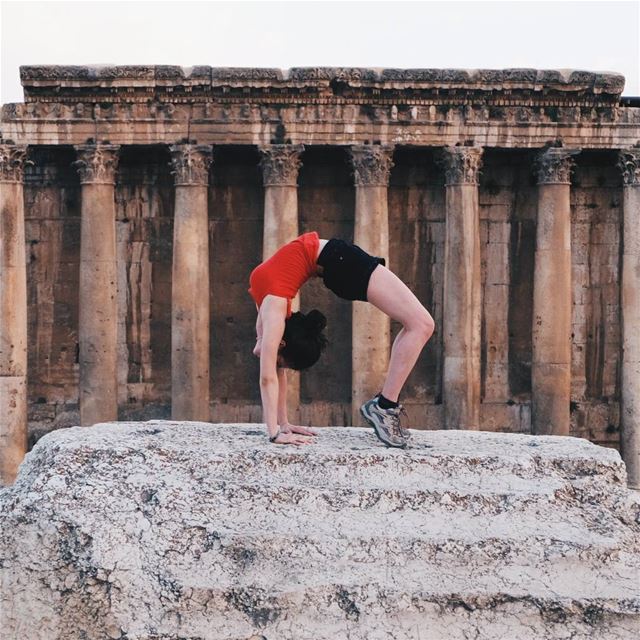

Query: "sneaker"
<box><xmin>360</xmin><ymin>397</ymin><xmax>408</xmax><ymax>449</ymax></box>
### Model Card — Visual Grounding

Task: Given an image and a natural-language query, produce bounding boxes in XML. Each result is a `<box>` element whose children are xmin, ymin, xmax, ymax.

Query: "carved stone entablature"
<box><xmin>169</xmin><ymin>144</ymin><xmax>212</xmax><ymax>186</ymax></box>
<box><xmin>259</xmin><ymin>145</ymin><xmax>304</xmax><ymax>186</ymax></box>
<box><xmin>535</xmin><ymin>148</ymin><xmax>581</xmax><ymax>185</ymax></box>
<box><xmin>289</xmin><ymin>68</ymin><xmax>378</xmax><ymax>84</ymax></box>
<box><xmin>438</xmin><ymin>146</ymin><xmax>484</xmax><ymax>186</ymax></box>
<box><xmin>617</xmin><ymin>148</ymin><xmax>640</xmax><ymax>186</ymax></box>
<box><xmin>16</xmin><ymin>66</ymin><xmax>625</xmax><ymax>107</ymax></box>
<box><xmin>73</xmin><ymin>145</ymin><xmax>120</xmax><ymax>185</ymax></box>
<box><xmin>212</xmin><ymin>68</ymin><xmax>283</xmax><ymax>83</ymax></box>
<box><xmin>155</xmin><ymin>66</ymin><xmax>211</xmax><ymax>81</ymax></box>
<box><xmin>349</xmin><ymin>146</ymin><xmax>395</xmax><ymax>187</ymax></box>
<box><xmin>0</xmin><ymin>145</ymin><xmax>31</xmax><ymax>183</ymax></box>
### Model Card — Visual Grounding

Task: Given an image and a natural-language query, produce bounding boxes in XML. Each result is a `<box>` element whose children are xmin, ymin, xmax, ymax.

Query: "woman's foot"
<box><xmin>360</xmin><ymin>397</ymin><xmax>408</xmax><ymax>448</ymax></box>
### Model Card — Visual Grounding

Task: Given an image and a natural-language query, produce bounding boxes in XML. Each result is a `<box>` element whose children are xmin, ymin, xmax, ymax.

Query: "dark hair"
<box><xmin>280</xmin><ymin>310</ymin><xmax>328</xmax><ymax>371</ymax></box>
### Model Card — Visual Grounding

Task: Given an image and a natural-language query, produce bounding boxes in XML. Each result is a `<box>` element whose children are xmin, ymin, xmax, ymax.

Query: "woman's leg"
<box><xmin>365</xmin><ymin>265</ymin><xmax>435</xmax><ymax>402</ymax></box>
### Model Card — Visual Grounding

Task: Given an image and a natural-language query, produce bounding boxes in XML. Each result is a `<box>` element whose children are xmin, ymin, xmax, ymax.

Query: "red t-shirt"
<box><xmin>248</xmin><ymin>231</ymin><xmax>320</xmax><ymax>318</ymax></box>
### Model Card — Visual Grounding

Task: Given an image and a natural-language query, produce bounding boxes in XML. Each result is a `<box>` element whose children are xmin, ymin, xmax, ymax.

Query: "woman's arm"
<box><xmin>277</xmin><ymin>366</ymin><xmax>288</xmax><ymax>426</ymax></box>
<box><xmin>258</xmin><ymin>297</ymin><xmax>312</xmax><ymax>445</ymax></box>
<box><xmin>277</xmin><ymin>362</ymin><xmax>317</xmax><ymax>437</ymax></box>
<box><xmin>258</xmin><ymin>302</ymin><xmax>285</xmax><ymax>438</ymax></box>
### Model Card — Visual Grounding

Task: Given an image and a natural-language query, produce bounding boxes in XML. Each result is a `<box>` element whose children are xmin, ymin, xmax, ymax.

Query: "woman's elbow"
<box><xmin>260</xmin><ymin>375</ymin><xmax>278</xmax><ymax>388</ymax></box>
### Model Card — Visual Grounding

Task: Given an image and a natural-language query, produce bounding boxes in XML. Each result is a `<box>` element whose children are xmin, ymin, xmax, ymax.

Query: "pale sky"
<box><xmin>1</xmin><ymin>0</ymin><xmax>639</xmax><ymax>104</ymax></box>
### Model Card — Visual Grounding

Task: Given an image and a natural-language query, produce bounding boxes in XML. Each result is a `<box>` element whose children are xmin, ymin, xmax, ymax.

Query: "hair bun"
<box><xmin>304</xmin><ymin>309</ymin><xmax>327</xmax><ymax>333</ymax></box>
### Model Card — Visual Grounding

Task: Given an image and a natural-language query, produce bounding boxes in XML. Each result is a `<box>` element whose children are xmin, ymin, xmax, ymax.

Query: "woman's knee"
<box><xmin>408</xmin><ymin>309</ymin><xmax>435</xmax><ymax>344</ymax></box>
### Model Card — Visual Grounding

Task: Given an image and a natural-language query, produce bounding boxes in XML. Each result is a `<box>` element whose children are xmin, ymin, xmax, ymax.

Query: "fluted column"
<box><xmin>0</xmin><ymin>145</ymin><xmax>29</xmax><ymax>484</ymax></box>
<box><xmin>439</xmin><ymin>146</ymin><xmax>483</xmax><ymax>430</ymax></box>
<box><xmin>73</xmin><ymin>145</ymin><xmax>120</xmax><ymax>426</ymax></box>
<box><xmin>532</xmin><ymin>147</ymin><xmax>580</xmax><ymax>436</ymax></box>
<box><xmin>618</xmin><ymin>148</ymin><xmax>640</xmax><ymax>488</ymax></box>
<box><xmin>169</xmin><ymin>144</ymin><xmax>212</xmax><ymax>421</ymax></box>
<box><xmin>259</xmin><ymin>145</ymin><xmax>304</xmax><ymax>412</ymax></box>
<box><xmin>349</xmin><ymin>145</ymin><xmax>394</xmax><ymax>425</ymax></box>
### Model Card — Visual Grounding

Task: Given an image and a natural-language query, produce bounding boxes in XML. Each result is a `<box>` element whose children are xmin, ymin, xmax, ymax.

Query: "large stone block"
<box><xmin>1</xmin><ymin>421</ymin><xmax>639</xmax><ymax>639</ymax></box>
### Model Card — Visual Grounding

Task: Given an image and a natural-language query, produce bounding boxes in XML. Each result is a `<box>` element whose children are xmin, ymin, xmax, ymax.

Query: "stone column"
<box><xmin>169</xmin><ymin>145</ymin><xmax>213</xmax><ymax>421</ymax></box>
<box><xmin>259</xmin><ymin>145</ymin><xmax>304</xmax><ymax>413</ymax></box>
<box><xmin>259</xmin><ymin>145</ymin><xmax>304</xmax><ymax>257</ymax></box>
<box><xmin>618</xmin><ymin>148</ymin><xmax>640</xmax><ymax>488</ymax></box>
<box><xmin>439</xmin><ymin>146</ymin><xmax>483</xmax><ymax>430</ymax></box>
<box><xmin>349</xmin><ymin>145</ymin><xmax>394</xmax><ymax>425</ymax></box>
<box><xmin>73</xmin><ymin>145</ymin><xmax>120</xmax><ymax>426</ymax></box>
<box><xmin>532</xmin><ymin>148</ymin><xmax>580</xmax><ymax>436</ymax></box>
<box><xmin>0</xmin><ymin>145</ymin><xmax>29</xmax><ymax>484</ymax></box>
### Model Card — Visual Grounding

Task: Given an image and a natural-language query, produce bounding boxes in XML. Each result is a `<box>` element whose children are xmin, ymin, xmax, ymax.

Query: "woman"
<box><xmin>248</xmin><ymin>231</ymin><xmax>435</xmax><ymax>448</ymax></box>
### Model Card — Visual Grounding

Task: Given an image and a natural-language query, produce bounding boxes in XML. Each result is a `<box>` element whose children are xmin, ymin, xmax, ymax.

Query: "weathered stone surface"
<box><xmin>1</xmin><ymin>421</ymin><xmax>639</xmax><ymax>639</ymax></box>
<box><xmin>17</xmin><ymin>66</ymin><xmax>626</xmax><ymax>102</ymax></box>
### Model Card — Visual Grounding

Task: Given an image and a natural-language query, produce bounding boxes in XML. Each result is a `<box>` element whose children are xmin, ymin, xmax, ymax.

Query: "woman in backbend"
<box><xmin>248</xmin><ymin>231</ymin><xmax>435</xmax><ymax>449</ymax></box>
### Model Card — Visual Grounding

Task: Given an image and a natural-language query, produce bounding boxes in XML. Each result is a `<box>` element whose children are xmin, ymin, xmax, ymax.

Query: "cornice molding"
<box><xmin>16</xmin><ymin>66</ymin><xmax>625</xmax><ymax>107</ymax></box>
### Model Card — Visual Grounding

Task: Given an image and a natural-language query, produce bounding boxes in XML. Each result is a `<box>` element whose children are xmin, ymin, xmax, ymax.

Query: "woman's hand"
<box><xmin>272</xmin><ymin>431</ymin><xmax>314</xmax><ymax>446</ymax></box>
<box><xmin>280</xmin><ymin>423</ymin><xmax>318</xmax><ymax>437</ymax></box>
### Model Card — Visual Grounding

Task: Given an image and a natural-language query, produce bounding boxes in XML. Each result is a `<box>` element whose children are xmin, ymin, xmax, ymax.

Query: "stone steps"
<box><xmin>116</xmin><ymin>583</ymin><xmax>640</xmax><ymax>640</ymax></box>
<box><xmin>2</xmin><ymin>421</ymin><xmax>639</xmax><ymax>640</ymax></box>
<box><xmin>158</xmin><ymin>530</ymin><xmax>639</xmax><ymax>599</ymax></box>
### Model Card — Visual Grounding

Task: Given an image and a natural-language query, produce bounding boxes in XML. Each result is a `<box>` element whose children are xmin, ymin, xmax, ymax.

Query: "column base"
<box><xmin>0</xmin><ymin>376</ymin><xmax>28</xmax><ymax>485</ymax></box>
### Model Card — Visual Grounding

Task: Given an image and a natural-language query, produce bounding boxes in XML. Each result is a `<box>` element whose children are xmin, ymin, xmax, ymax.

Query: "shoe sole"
<box><xmin>360</xmin><ymin>404</ymin><xmax>407</xmax><ymax>449</ymax></box>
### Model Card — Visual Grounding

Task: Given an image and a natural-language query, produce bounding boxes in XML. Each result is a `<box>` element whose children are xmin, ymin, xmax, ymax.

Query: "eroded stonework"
<box><xmin>1</xmin><ymin>422</ymin><xmax>639</xmax><ymax>639</ymax></box>
<box><xmin>438</xmin><ymin>146</ymin><xmax>484</xmax><ymax>185</ymax></box>
<box><xmin>73</xmin><ymin>145</ymin><xmax>120</xmax><ymax>185</ymax></box>
<box><xmin>169</xmin><ymin>144</ymin><xmax>213</xmax><ymax>186</ymax></box>
<box><xmin>0</xmin><ymin>144</ymin><xmax>30</xmax><ymax>182</ymax></box>
<box><xmin>349</xmin><ymin>145</ymin><xmax>395</xmax><ymax>186</ymax></box>
<box><xmin>258</xmin><ymin>144</ymin><xmax>304</xmax><ymax>186</ymax></box>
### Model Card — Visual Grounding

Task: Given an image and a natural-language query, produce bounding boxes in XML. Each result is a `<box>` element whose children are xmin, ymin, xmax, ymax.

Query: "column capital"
<box><xmin>73</xmin><ymin>144</ymin><xmax>120</xmax><ymax>185</ymax></box>
<box><xmin>534</xmin><ymin>147</ymin><xmax>580</xmax><ymax>185</ymax></box>
<box><xmin>259</xmin><ymin>144</ymin><xmax>304</xmax><ymax>186</ymax></box>
<box><xmin>0</xmin><ymin>145</ymin><xmax>31</xmax><ymax>183</ymax></box>
<box><xmin>349</xmin><ymin>145</ymin><xmax>395</xmax><ymax>186</ymax></box>
<box><xmin>169</xmin><ymin>144</ymin><xmax>213</xmax><ymax>186</ymax></box>
<box><xmin>617</xmin><ymin>148</ymin><xmax>640</xmax><ymax>186</ymax></box>
<box><xmin>438</xmin><ymin>146</ymin><xmax>483</xmax><ymax>186</ymax></box>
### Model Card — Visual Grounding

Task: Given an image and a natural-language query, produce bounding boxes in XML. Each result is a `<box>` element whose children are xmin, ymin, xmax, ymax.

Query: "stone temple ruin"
<box><xmin>1</xmin><ymin>66</ymin><xmax>640</xmax><ymax>490</ymax></box>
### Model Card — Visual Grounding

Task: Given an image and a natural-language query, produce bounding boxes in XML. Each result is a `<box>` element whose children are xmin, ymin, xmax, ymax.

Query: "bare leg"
<box><xmin>365</xmin><ymin>266</ymin><xmax>435</xmax><ymax>402</ymax></box>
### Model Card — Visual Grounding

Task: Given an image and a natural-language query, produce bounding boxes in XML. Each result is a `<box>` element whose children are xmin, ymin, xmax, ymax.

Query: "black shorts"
<box><xmin>317</xmin><ymin>238</ymin><xmax>386</xmax><ymax>301</ymax></box>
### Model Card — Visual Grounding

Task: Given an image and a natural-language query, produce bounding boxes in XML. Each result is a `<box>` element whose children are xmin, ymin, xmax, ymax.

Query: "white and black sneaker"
<box><xmin>360</xmin><ymin>397</ymin><xmax>408</xmax><ymax>449</ymax></box>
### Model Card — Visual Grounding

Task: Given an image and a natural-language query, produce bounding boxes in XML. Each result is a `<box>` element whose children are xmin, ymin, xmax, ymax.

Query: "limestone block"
<box><xmin>1</xmin><ymin>422</ymin><xmax>639</xmax><ymax>640</ymax></box>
